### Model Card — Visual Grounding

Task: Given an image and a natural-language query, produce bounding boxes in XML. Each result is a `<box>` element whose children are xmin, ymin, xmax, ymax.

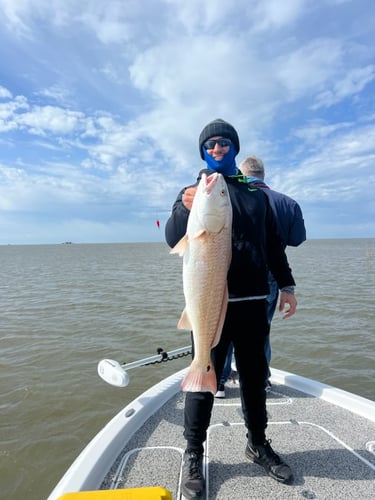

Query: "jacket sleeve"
<box><xmin>287</xmin><ymin>202</ymin><xmax>307</xmax><ymax>247</ymax></box>
<box><xmin>265</xmin><ymin>196</ymin><xmax>296</xmax><ymax>289</ymax></box>
<box><xmin>165</xmin><ymin>189</ymin><xmax>190</xmax><ymax>248</ymax></box>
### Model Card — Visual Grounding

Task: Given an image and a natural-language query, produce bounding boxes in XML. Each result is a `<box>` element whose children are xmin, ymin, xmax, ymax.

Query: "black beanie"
<box><xmin>198</xmin><ymin>118</ymin><xmax>240</xmax><ymax>159</ymax></box>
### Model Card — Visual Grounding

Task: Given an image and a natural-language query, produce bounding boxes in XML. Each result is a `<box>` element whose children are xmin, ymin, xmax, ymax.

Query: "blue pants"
<box><xmin>218</xmin><ymin>342</ymin><xmax>233</xmax><ymax>386</ymax></box>
<box><xmin>265</xmin><ymin>274</ymin><xmax>279</xmax><ymax>378</ymax></box>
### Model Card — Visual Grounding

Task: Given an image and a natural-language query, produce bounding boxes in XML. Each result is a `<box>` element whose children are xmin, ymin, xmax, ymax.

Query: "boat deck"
<box><xmin>100</xmin><ymin>374</ymin><xmax>375</xmax><ymax>499</ymax></box>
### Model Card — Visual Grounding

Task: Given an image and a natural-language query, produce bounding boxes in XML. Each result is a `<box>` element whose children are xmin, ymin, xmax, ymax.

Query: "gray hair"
<box><xmin>239</xmin><ymin>156</ymin><xmax>265</xmax><ymax>179</ymax></box>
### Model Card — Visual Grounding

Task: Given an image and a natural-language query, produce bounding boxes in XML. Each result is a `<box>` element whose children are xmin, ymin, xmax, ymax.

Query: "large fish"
<box><xmin>171</xmin><ymin>172</ymin><xmax>232</xmax><ymax>394</ymax></box>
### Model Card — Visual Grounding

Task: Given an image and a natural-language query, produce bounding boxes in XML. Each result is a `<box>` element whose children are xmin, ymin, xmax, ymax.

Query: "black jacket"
<box><xmin>165</xmin><ymin>170</ymin><xmax>295</xmax><ymax>299</ymax></box>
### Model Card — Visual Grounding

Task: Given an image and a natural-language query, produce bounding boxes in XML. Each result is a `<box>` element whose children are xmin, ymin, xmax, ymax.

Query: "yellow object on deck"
<box><xmin>57</xmin><ymin>486</ymin><xmax>172</xmax><ymax>500</ymax></box>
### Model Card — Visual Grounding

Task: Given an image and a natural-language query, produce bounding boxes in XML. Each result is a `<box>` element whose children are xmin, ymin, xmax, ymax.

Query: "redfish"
<box><xmin>171</xmin><ymin>172</ymin><xmax>232</xmax><ymax>394</ymax></box>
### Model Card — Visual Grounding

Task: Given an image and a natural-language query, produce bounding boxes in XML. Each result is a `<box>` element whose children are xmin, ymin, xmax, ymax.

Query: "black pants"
<box><xmin>184</xmin><ymin>299</ymin><xmax>269</xmax><ymax>451</ymax></box>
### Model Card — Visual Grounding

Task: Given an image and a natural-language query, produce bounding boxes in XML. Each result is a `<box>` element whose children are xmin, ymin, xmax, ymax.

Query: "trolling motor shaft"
<box><xmin>97</xmin><ymin>346</ymin><xmax>192</xmax><ymax>387</ymax></box>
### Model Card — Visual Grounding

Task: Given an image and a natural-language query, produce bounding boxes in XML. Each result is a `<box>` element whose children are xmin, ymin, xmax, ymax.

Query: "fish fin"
<box><xmin>211</xmin><ymin>286</ymin><xmax>229</xmax><ymax>349</ymax></box>
<box><xmin>191</xmin><ymin>229</ymin><xmax>207</xmax><ymax>240</ymax></box>
<box><xmin>181</xmin><ymin>361</ymin><xmax>217</xmax><ymax>395</ymax></box>
<box><xmin>170</xmin><ymin>234</ymin><xmax>188</xmax><ymax>256</ymax></box>
<box><xmin>177</xmin><ymin>308</ymin><xmax>192</xmax><ymax>330</ymax></box>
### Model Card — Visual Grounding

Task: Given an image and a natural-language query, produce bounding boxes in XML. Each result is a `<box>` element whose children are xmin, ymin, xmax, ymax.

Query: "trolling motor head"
<box><xmin>97</xmin><ymin>359</ymin><xmax>130</xmax><ymax>387</ymax></box>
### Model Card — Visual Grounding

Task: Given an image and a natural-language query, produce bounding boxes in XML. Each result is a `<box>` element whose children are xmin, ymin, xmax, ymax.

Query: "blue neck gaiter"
<box><xmin>203</xmin><ymin>144</ymin><xmax>237</xmax><ymax>176</ymax></box>
<box><xmin>246</xmin><ymin>176</ymin><xmax>264</xmax><ymax>183</ymax></box>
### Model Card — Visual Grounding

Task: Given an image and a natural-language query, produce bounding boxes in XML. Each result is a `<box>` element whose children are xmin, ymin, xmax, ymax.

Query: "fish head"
<box><xmin>192</xmin><ymin>172</ymin><xmax>232</xmax><ymax>233</ymax></box>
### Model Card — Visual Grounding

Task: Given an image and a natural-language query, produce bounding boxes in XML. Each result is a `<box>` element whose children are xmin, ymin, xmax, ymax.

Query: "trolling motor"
<box><xmin>97</xmin><ymin>346</ymin><xmax>192</xmax><ymax>387</ymax></box>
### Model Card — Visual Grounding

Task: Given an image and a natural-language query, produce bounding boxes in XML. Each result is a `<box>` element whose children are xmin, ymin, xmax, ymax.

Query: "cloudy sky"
<box><xmin>0</xmin><ymin>0</ymin><xmax>374</xmax><ymax>244</ymax></box>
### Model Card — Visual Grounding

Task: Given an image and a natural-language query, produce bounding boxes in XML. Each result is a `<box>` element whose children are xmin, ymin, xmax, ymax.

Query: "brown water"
<box><xmin>1</xmin><ymin>240</ymin><xmax>374</xmax><ymax>499</ymax></box>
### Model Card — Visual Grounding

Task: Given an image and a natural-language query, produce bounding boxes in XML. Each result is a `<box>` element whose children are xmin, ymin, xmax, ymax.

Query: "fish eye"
<box><xmin>220</xmin><ymin>189</ymin><xmax>226</xmax><ymax>196</ymax></box>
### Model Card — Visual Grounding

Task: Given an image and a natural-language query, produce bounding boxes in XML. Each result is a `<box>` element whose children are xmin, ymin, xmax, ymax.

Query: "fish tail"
<box><xmin>181</xmin><ymin>362</ymin><xmax>217</xmax><ymax>395</ymax></box>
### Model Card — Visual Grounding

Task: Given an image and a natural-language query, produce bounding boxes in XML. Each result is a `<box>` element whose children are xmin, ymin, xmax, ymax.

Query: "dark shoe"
<box><xmin>245</xmin><ymin>439</ymin><xmax>293</xmax><ymax>484</ymax></box>
<box><xmin>215</xmin><ymin>384</ymin><xmax>225</xmax><ymax>398</ymax></box>
<box><xmin>181</xmin><ymin>450</ymin><xmax>205</xmax><ymax>498</ymax></box>
<box><xmin>265</xmin><ymin>380</ymin><xmax>272</xmax><ymax>392</ymax></box>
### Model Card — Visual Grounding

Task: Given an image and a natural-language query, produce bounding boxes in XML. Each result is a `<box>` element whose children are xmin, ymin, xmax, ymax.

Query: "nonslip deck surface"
<box><xmin>101</xmin><ymin>381</ymin><xmax>375</xmax><ymax>499</ymax></box>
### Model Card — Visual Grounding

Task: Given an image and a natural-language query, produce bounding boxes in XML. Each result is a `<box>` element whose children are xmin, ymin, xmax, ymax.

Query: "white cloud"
<box><xmin>252</xmin><ymin>0</ymin><xmax>306</xmax><ymax>31</ymax></box>
<box><xmin>36</xmin><ymin>84</ymin><xmax>74</xmax><ymax>105</ymax></box>
<box><xmin>0</xmin><ymin>85</ymin><xmax>12</xmax><ymax>98</ymax></box>
<box><xmin>271</xmin><ymin>122</ymin><xmax>375</xmax><ymax>206</ymax></box>
<box><xmin>314</xmin><ymin>65</ymin><xmax>375</xmax><ymax>108</ymax></box>
<box><xmin>275</xmin><ymin>38</ymin><xmax>345</xmax><ymax>100</ymax></box>
<box><xmin>16</xmin><ymin>105</ymin><xmax>85</xmax><ymax>135</ymax></box>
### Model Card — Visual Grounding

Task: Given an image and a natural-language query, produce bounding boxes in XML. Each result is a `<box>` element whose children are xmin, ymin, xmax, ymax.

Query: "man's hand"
<box><xmin>182</xmin><ymin>186</ymin><xmax>198</xmax><ymax>210</ymax></box>
<box><xmin>279</xmin><ymin>291</ymin><xmax>297</xmax><ymax>319</ymax></box>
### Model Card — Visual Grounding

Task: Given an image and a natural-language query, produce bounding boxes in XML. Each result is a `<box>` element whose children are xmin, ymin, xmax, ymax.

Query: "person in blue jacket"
<box><xmin>239</xmin><ymin>156</ymin><xmax>306</xmax><ymax>387</ymax></box>
<box><xmin>165</xmin><ymin>119</ymin><xmax>297</xmax><ymax>499</ymax></box>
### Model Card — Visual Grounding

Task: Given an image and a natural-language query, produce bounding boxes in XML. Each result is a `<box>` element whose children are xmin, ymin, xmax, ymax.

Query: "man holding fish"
<box><xmin>165</xmin><ymin>118</ymin><xmax>297</xmax><ymax>499</ymax></box>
